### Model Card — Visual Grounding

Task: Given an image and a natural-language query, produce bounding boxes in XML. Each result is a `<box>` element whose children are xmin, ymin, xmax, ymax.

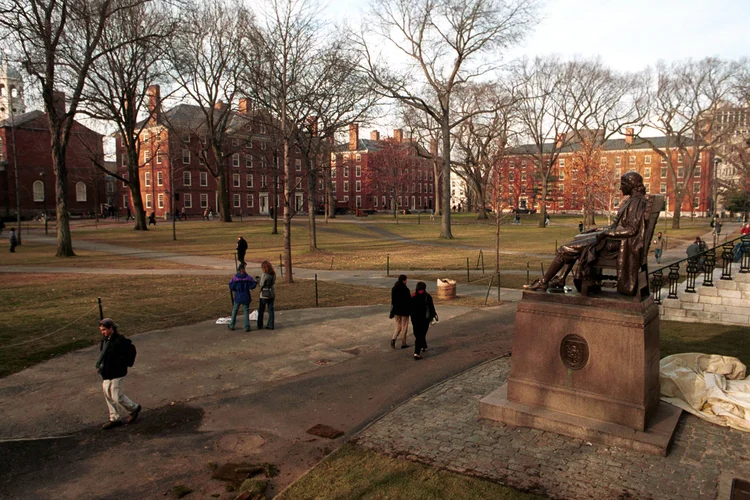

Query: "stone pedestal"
<box><xmin>480</xmin><ymin>291</ymin><xmax>682</xmax><ymax>456</ymax></box>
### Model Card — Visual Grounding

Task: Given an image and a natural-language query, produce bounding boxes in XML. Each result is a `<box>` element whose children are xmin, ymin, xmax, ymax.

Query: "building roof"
<box><xmin>0</xmin><ymin>109</ymin><xmax>102</xmax><ymax>136</ymax></box>
<box><xmin>0</xmin><ymin>110</ymin><xmax>45</xmax><ymax>128</ymax></box>
<box><xmin>139</xmin><ymin>103</ymin><xmax>276</xmax><ymax>135</ymax></box>
<box><xmin>508</xmin><ymin>136</ymin><xmax>693</xmax><ymax>156</ymax></box>
<box><xmin>335</xmin><ymin>138</ymin><xmax>433</xmax><ymax>158</ymax></box>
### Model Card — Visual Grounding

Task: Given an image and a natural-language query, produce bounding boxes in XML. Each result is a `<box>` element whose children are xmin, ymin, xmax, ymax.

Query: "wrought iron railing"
<box><xmin>649</xmin><ymin>234</ymin><xmax>750</xmax><ymax>304</ymax></box>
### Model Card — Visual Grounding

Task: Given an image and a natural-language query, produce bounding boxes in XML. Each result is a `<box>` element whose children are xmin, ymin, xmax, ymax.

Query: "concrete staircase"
<box><xmin>659</xmin><ymin>269</ymin><xmax>750</xmax><ymax>326</ymax></box>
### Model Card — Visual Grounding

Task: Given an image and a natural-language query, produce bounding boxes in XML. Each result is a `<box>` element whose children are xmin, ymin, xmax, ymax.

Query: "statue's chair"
<box><xmin>578</xmin><ymin>194</ymin><xmax>664</xmax><ymax>300</ymax></box>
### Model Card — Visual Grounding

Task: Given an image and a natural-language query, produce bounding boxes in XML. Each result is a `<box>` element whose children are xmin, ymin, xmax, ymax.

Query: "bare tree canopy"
<box><xmin>0</xmin><ymin>0</ymin><xmax>151</xmax><ymax>256</ymax></box>
<box><xmin>357</xmin><ymin>0</ymin><xmax>538</xmax><ymax>238</ymax></box>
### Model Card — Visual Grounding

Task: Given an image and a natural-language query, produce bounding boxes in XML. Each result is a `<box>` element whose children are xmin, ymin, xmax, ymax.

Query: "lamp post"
<box><xmin>40</xmin><ymin>171</ymin><xmax>48</xmax><ymax>235</ymax></box>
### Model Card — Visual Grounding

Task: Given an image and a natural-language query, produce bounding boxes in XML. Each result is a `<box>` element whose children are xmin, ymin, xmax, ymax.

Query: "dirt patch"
<box><xmin>306</xmin><ymin>424</ymin><xmax>344</xmax><ymax>439</ymax></box>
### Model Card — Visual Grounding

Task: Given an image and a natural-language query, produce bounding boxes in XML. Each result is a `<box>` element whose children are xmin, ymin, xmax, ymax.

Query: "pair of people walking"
<box><xmin>390</xmin><ymin>275</ymin><xmax>438</xmax><ymax>360</ymax></box>
<box><xmin>228</xmin><ymin>260</ymin><xmax>276</xmax><ymax>332</ymax></box>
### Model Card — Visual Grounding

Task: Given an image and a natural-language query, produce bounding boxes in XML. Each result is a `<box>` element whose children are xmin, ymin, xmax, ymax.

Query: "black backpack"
<box><xmin>122</xmin><ymin>337</ymin><xmax>137</xmax><ymax>367</ymax></box>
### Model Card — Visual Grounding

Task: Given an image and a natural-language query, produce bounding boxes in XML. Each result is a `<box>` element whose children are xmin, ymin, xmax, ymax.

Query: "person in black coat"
<box><xmin>390</xmin><ymin>274</ymin><xmax>411</xmax><ymax>349</ymax></box>
<box><xmin>410</xmin><ymin>281</ymin><xmax>437</xmax><ymax>360</ymax></box>
<box><xmin>96</xmin><ymin>318</ymin><xmax>141</xmax><ymax>429</ymax></box>
<box><xmin>236</xmin><ymin>235</ymin><xmax>248</xmax><ymax>265</ymax></box>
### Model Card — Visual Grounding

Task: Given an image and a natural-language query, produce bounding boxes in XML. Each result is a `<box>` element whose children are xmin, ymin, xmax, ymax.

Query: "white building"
<box><xmin>450</xmin><ymin>176</ymin><xmax>468</xmax><ymax>211</ymax></box>
<box><xmin>0</xmin><ymin>61</ymin><xmax>26</xmax><ymax>121</ymax></box>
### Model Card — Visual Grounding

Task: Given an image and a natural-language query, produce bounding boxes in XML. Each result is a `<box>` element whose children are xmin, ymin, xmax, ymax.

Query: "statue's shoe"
<box><xmin>548</xmin><ymin>277</ymin><xmax>566</xmax><ymax>289</ymax></box>
<box><xmin>523</xmin><ymin>279</ymin><xmax>548</xmax><ymax>291</ymax></box>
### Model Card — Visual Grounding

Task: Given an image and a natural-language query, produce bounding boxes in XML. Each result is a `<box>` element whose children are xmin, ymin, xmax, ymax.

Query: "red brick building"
<box><xmin>117</xmin><ymin>86</ymin><xmax>308</xmax><ymax>218</ymax></box>
<box><xmin>331</xmin><ymin>124</ymin><xmax>435</xmax><ymax>213</ymax></box>
<box><xmin>0</xmin><ymin>109</ymin><xmax>105</xmax><ymax>219</ymax></box>
<box><xmin>498</xmin><ymin>131</ymin><xmax>714</xmax><ymax>216</ymax></box>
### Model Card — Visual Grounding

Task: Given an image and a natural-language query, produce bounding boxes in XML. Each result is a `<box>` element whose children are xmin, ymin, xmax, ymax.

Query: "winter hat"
<box><xmin>99</xmin><ymin>318</ymin><xmax>116</xmax><ymax>329</ymax></box>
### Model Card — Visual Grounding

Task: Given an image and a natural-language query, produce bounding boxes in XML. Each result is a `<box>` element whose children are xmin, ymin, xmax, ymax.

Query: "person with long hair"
<box><xmin>257</xmin><ymin>260</ymin><xmax>276</xmax><ymax>330</ymax></box>
<box><xmin>390</xmin><ymin>274</ymin><xmax>411</xmax><ymax>349</ymax></box>
<box><xmin>410</xmin><ymin>281</ymin><xmax>437</xmax><ymax>360</ymax></box>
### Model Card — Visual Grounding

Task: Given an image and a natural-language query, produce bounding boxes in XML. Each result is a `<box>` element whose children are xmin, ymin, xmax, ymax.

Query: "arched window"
<box><xmin>33</xmin><ymin>180</ymin><xmax>44</xmax><ymax>201</ymax></box>
<box><xmin>10</xmin><ymin>87</ymin><xmax>18</xmax><ymax>98</ymax></box>
<box><xmin>0</xmin><ymin>85</ymin><xmax>5</xmax><ymax>97</ymax></box>
<box><xmin>76</xmin><ymin>182</ymin><xmax>87</xmax><ymax>202</ymax></box>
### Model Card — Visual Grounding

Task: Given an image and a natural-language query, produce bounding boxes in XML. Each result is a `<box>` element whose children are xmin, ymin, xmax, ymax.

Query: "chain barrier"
<box><xmin>0</xmin><ymin>304</ymin><xmax>99</xmax><ymax>349</ymax></box>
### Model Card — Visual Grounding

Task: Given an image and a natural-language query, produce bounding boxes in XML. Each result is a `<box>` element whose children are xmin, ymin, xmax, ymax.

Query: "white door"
<box><xmin>259</xmin><ymin>193</ymin><xmax>269</xmax><ymax>215</ymax></box>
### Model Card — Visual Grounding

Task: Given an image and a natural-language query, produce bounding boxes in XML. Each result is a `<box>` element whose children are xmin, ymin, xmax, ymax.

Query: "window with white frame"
<box><xmin>356</xmin><ymin>195</ymin><xmax>361</xmax><ymax>208</ymax></box>
<box><xmin>644</xmin><ymin>167</ymin><xmax>651</xmax><ymax>179</ymax></box>
<box><xmin>558</xmin><ymin>171</ymin><xmax>564</xmax><ymax>181</ymax></box>
<box><xmin>260</xmin><ymin>175</ymin><xmax>267</xmax><ymax>188</ymax></box>
<box><xmin>246</xmin><ymin>174</ymin><xmax>253</xmax><ymax>188</ymax></box>
<box><xmin>661</xmin><ymin>156</ymin><xmax>667</xmax><ymax>164</ymax></box>
<box><xmin>521</xmin><ymin>172</ymin><xmax>526</xmax><ymax>182</ymax></box>
<box><xmin>694</xmin><ymin>166</ymin><xmax>701</xmax><ymax>177</ymax></box>
<box><xmin>246</xmin><ymin>194</ymin><xmax>254</xmax><ymax>208</ymax></box>
<box><xmin>614</xmin><ymin>156</ymin><xmax>621</xmax><ymax>165</ymax></box>
<box><xmin>343</xmin><ymin>180</ymin><xmax>349</xmax><ymax>192</ymax></box>
<box><xmin>645</xmin><ymin>155</ymin><xmax>651</xmax><ymax>164</ymax></box>
<box><xmin>232</xmin><ymin>153</ymin><xmax>239</xmax><ymax>167</ymax></box>
<box><xmin>200</xmin><ymin>172</ymin><xmax>208</xmax><ymax>186</ymax></box>
<box><xmin>184</xmin><ymin>193</ymin><xmax>192</xmax><ymax>208</ymax></box>
<box><xmin>122</xmin><ymin>174</ymin><xmax>128</xmax><ymax>188</ymax></box>
<box><xmin>629</xmin><ymin>155</ymin><xmax>636</xmax><ymax>165</ymax></box>
<box><xmin>295</xmin><ymin>159</ymin><xmax>302</xmax><ymax>171</ymax></box>
<box><xmin>678</xmin><ymin>154</ymin><xmax>683</xmax><ymax>164</ymax></box>
<box><xmin>693</xmin><ymin>181</ymin><xmax>700</xmax><ymax>193</ymax></box>
<box><xmin>144</xmin><ymin>171</ymin><xmax>151</xmax><ymax>187</ymax></box>
<box><xmin>183</xmin><ymin>171</ymin><xmax>191</xmax><ymax>186</ymax></box>
<box><xmin>157</xmin><ymin>171</ymin><xmax>163</xmax><ymax>186</ymax></box>
<box><xmin>146</xmin><ymin>193</ymin><xmax>152</xmax><ymax>208</ymax></box>
<box><xmin>645</xmin><ymin>184</ymin><xmax>651</xmax><ymax>194</ymax></box>
<box><xmin>246</xmin><ymin>155</ymin><xmax>252</xmax><ymax>168</ymax></box>
<box><xmin>356</xmin><ymin>153</ymin><xmax>361</xmax><ymax>162</ymax></box>
<box><xmin>374</xmin><ymin>197</ymin><xmax>378</xmax><ymax>208</ymax></box>
<box><xmin>332</xmin><ymin>181</ymin><xmax>336</xmax><ymax>191</ymax></box>
<box><xmin>182</xmin><ymin>132</ymin><xmax>190</xmax><ymax>143</ymax></box>
<box><xmin>143</xmin><ymin>149</ymin><xmax>151</xmax><ymax>162</ymax></box>
<box><xmin>121</xmin><ymin>154</ymin><xmax>127</xmax><ymax>167</ymax></box>
<box><xmin>355</xmin><ymin>180</ymin><xmax>361</xmax><ymax>192</ymax></box>
<box><xmin>660</xmin><ymin>183</ymin><xmax>667</xmax><ymax>194</ymax></box>
<box><xmin>123</xmin><ymin>195</ymin><xmax>129</xmax><ymax>208</ymax></box>
<box><xmin>233</xmin><ymin>173</ymin><xmax>240</xmax><ymax>187</ymax></box>
<box><xmin>661</xmin><ymin>167</ymin><xmax>667</xmax><ymax>178</ymax></box>
<box><xmin>182</xmin><ymin>149</ymin><xmax>190</xmax><ymax>164</ymax></box>
<box><xmin>600</xmin><ymin>157</ymin><xmax>607</xmax><ymax>166</ymax></box>
<box><xmin>233</xmin><ymin>194</ymin><xmax>241</xmax><ymax>207</ymax></box>
<box><xmin>158</xmin><ymin>193</ymin><xmax>164</xmax><ymax>208</ymax></box>
<box><xmin>260</xmin><ymin>140</ymin><xmax>266</xmax><ymax>150</ymax></box>
<box><xmin>382</xmin><ymin>195</ymin><xmax>386</xmax><ymax>207</ymax></box>
<box><xmin>156</xmin><ymin>151</ymin><xmax>163</xmax><ymax>164</ymax></box>
<box><xmin>356</xmin><ymin>165</ymin><xmax>361</xmax><ymax>177</ymax></box>
<box><xmin>198</xmin><ymin>153</ymin><xmax>204</xmax><ymax>165</ymax></box>
<box><xmin>559</xmin><ymin>158</ymin><xmax>566</xmax><ymax>167</ymax></box>
<box><xmin>200</xmin><ymin>193</ymin><xmax>208</xmax><ymax>208</ymax></box>
<box><xmin>33</xmin><ymin>180</ymin><xmax>44</xmax><ymax>202</ymax></box>
<box><xmin>232</xmin><ymin>138</ymin><xmax>239</xmax><ymax>147</ymax></box>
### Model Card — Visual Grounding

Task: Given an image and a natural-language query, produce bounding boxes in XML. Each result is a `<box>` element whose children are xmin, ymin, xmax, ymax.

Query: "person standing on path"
<box><xmin>229</xmin><ymin>263</ymin><xmax>257</xmax><ymax>332</ymax></box>
<box><xmin>257</xmin><ymin>260</ymin><xmax>276</xmax><ymax>330</ymax></box>
<box><xmin>96</xmin><ymin>318</ymin><xmax>141</xmax><ymax>430</ymax></box>
<box><xmin>410</xmin><ymin>281</ymin><xmax>437</xmax><ymax>360</ymax></box>
<box><xmin>148</xmin><ymin>212</ymin><xmax>156</xmax><ymax>226</ymax></box>
<box><xmin>125</xmin><ymin>207</ymin><xmax>133</xmax><ymax>221</ymax></box>
<box><xmin>653</xmin><ymin>232</ymin><xmax>666</xmax><ymax>264</ymax></box>
<box><xmin>236</xmin><ymin>235</ymin><xmax>248</xmax><ymax>265</ymax></box>
<box><xmin>390</xmin><ymin>274</ymin><xmax>411</xmax><ymax>349</ymax></box>
<box><xmin>9</xmin><ymin>228</ymin><xmax>17</xmax><ymax>252</ymax></box>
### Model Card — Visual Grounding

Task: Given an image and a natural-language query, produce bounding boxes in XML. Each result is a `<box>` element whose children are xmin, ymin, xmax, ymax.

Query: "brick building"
<box><xmin>331</xmin><ymin>124</ymin><xmax>435</xmax><ymax>213</ymax></box>
<box><xmin>0</xmin><ymin>101</ymin><xmax>105</xmax><ymax>219</ymax></box>
<box><xmin>498</xmin><ymin>130</ymin><xmax>714</xmax><ymax>216</ymax></box>
<box><xmin>117</xmin><ymin>86</ymin><xmax>308</xmax><ymax>218</ymax></box>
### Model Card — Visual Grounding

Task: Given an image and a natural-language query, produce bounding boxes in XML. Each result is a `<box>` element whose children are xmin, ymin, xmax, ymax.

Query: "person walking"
<box><xmin>228</xmin><ymin>263</ymin><xmax>257</xmax><ymax>332</ymax></box>
<box><xmin>389</xmin><ymin>274</ymin><xmax>411</xmax><ymax>349</ymax></box>
<box><xmin>653</xmin><ymin>232</ymin><xmax>666</xmax><ymax>264</ymax></box>
<box><xmin>9</xmin><ymin>227</ymin><xmax>18</xmax><ymax>252</ymax></box>
<box><xmin>578</xmin><ymin>221</ymin><xmax>584</xmax><ymax>233</ymax></box>
<box><xmin>410</xmin><ymin>281</ymin><xmax>437</xmax><ymax>360</ymax></box>
<box><xmin>257</xmin><ymin>260</ymin><xmax>276</xmax><ymax>330</ymax></box>
<box><xmin>236</xmin><ymin>235</ymin><xmax>248</xmax><ymax>265</ymax></box>
<box><xmin>125</xmin><ymin>207</ymin><xmax>133</xmax><ymax>221</ymax></box>
<box><xmin>96</xmin><ymin>318</ymin><xmax>141</xmax><ymax>430</ymax></box>
<box><xmin>148</xmin><ymin>212</ymin><xmax>156</xmax><ymax>226</ymax></box>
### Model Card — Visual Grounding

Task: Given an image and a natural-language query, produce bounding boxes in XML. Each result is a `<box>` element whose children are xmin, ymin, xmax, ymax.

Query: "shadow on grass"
<box><xmin>661</xmin><ymin>320</ymin><xmax>750</xmax><ymax>365</ymax></box>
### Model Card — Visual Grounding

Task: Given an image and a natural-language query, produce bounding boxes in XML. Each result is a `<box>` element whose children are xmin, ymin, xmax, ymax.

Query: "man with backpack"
<box><xmin>96</xmin><ymin>318</ymin><xmax>141</xmax><ymax>429</ymax></box>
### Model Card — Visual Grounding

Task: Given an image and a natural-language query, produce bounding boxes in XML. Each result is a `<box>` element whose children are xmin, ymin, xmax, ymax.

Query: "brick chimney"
<box><xmin>430</xmin><ymin>139</ymin><xmax>437</xmax><ymax>157</ymax></box>
<box><xmin>238</xmin><ymin>98</ymin><xmax>252</xmax><ymax>114</ymax></box>
<box><xmin>214</xmin><ymin>101</ymin><xmax>227</xmax><ymax>111</ymax></box>
<box><xmin>393</xmin><ymin>129</ymin><xmax>403</xmax><ymax>143</ymax></box>
<box><xmin>370</xmin><ymin>130</ymin><xmax>380</xmax><ymax>141</ymax></box>
<box><xmin>147</xmin><ymin>85</ymin><xmax>161</xmax><ymax>124</ymax></box>
<box><xmin>349</xmin><ymin>123</ymin><xmax>359</xmax><ymax>151</ymax></box>
<box><xmin>51</xmin><ymin>91</ymin><xmax>65</xmax><ymax>117</ymax></box>
<box><xmin>625</xmin><ymin>127</ymin><xmax>634</xmax><ymax>145</ymax></box>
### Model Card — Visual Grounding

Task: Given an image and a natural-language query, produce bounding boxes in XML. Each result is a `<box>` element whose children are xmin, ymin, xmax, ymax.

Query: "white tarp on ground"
<box><xmin>660</xmin><ymin>353</ymin><xmax>750</xmax><ymax>432</ymax></box>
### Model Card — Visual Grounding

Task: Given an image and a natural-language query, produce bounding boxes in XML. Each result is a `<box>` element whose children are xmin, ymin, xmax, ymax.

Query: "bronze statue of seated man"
<box><xmin>525</xmin><ymin>172</ymin><xmax>648</xmax><ymax>296</ymax></box>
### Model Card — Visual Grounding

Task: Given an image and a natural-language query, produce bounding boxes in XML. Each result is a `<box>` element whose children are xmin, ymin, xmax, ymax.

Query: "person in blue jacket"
<box><xmin>229</xmin><ymin>263</ymin><xmax>257</xmax><ymax>332</ymax></box>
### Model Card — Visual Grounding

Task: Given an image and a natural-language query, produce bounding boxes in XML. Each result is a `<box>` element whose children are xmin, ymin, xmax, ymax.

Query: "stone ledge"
<box><xmin>698</xmin><ymin>295</ymin><xmax>723</xmax><ymax>305</ymax></box>
<box><xmin>721</xmin><ymin>313</ymin><xmax>749</xmax><ymax>325</ymax></box>
<box><xmin>680</xmin><ymin>293</ymin><xmax>700</xmax><ymax>303</ymax></box>
<box><xmin>680</xmin><ymin>302</ymin><xmax>704</xmax><ymax>311</ymax></box>
<box><xmin>703</xmin><ymin>304</ymin><xmax>750</xmax><ymax>316</ymax></box>
<box><xmin>718</xmin><ymin>289</ymin><xmax>742</xmax><ymax>299</ymax></box>
<box><xmin>479</xmin><ymin>384</ymin><xmax>682</xmax><ymax>457</ymax></box>
<box><xmin>659</xmin><ymin>307</ymin><xmax>686</xmax><ymax>318</ymax></box>
<box><xmin>716</xmin><ymin>280</ymin><xmax>738</xmax><ymax>291</ymax></box>
<box><xmin>698</xmin><ymin>287</ymin><xmax>719</xmax><ymax>296</ymax></box>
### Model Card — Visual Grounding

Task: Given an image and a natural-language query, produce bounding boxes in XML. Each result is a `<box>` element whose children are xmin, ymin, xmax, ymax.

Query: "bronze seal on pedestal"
<box><xmin>560</xmin><ymin>334</ymin><xmax>589</xmax><ymax>370</ymax></box>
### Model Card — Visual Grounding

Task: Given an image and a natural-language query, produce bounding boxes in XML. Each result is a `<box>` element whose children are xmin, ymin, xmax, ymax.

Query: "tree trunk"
<box><xmin>282</xmin><ymin>136</ymin><xmax>294</xmax><ymax>284</ymax></box>
<box><xmin>307</xmin><ymin>161</ymin><xmax>317</xmax><ymax>251</ymax></box>
<box><xmin>538</xmin><ymin>181</ymin><xmax>548</xmax><ymax>228</ymax></box>
<box><xmin>272</xmin><ymin>151</ymin><xmax>279</xmax><ymax>233</ymax></box>
<box><xmin>439</xmin><ymin>117</ymin><xmax>453</xmax><ymax>239</ymax></box>
<box><xmin>671</xmin><ymin>194</ymin><xmax>683</xmax><ymax>229</ymax></box>
<box><xmin>51</xmin><ymin>137</ymin><xmax>75</xmax><ymax>257</ymax></box>
<box><xmin>432</xmin><ymin>159</ymin><xmax>441</xmax><ymax>217</ymax></box>
<box><xmin>218</xmin><ymin>161</ymin><xmax>231</xmax><ymax>222</ymax></box>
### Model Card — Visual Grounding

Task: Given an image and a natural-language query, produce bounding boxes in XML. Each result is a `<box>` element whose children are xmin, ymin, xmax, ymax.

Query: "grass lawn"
<box><xmin>660</xmin><ymin>320</ymin><xmax>750</xmax><ymax>366</ymax></box>
<box><xmin>277</xmin><ymin>443</ymin><xmax>544</xmax><ymax>500</ymax></box>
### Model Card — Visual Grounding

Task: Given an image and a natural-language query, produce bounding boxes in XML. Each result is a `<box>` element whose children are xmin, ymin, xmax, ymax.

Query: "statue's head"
<box><xmin>621</xmin><ymin>172</ymin><xmax>646</xmax><ymax>195</ymax></box>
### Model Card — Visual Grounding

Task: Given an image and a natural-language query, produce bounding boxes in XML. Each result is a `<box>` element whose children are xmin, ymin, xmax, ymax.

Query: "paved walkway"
<box><xmin>356</xmin><ymin>356</ymin><xmax>750</xmax><ymax>500</ymax></box>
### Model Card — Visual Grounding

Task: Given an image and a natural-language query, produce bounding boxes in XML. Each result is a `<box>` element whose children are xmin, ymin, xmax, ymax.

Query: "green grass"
<box><xmin>278</xmin><ymin>443</ymin><xmax>544</xmax><ymax>500</ymax></box>
<box><xmin>660</xmin><ymin>320</ymin><xmax>750</xmax><ymax>366</ymax></box>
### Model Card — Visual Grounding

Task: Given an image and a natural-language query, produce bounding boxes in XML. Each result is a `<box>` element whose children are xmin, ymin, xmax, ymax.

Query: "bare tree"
<box><xmin>357</xmin><ymin>0</ymin><xmax>538</xmax><ymax>239</ymax></box>
<box><xmin>513</xmin><ymin>57</ymin><xmax>575</xmax><ymax>228</ymax></box>
<box><xmin>640</xmin><ymin>58</ymin><xmax>741</xmax><ymax>228</ymax></box>
<box><xmin>80</xmin><ymin>0</ymin><xmax>176</xmax><ymax>231</ymax></box>
<box><xmin>558</xmin><ymin>58</ymin><xmax>648</xmax><ymax>225</ymax></box>
<box><xmin>401</xmin><ymin>105</ymin><xmax>443</xmax><ymax>217</ymax></box>
<box><xmin>0</xmin><ymin>0</ymin><xmax>148</xmax><ymax>256</ymax></box>
<box><xmin>451</xmin><ymin>82</ymin><xmax>516</xmax><ymax>219</ymax></box>
<box><xmin>168</xmin><ymin>0</ymin><xmax>252</xmax><ymax>223</ymax></box>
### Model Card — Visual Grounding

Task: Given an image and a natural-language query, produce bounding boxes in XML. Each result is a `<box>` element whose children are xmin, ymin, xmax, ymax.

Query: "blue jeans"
<box><xmin>654</xmin><ymin>249</ymin><xmax>663</xmax><ymax>263</ymax></box>
<box><xmin>230</xmin><ymin>302</ymin><xmax>250</xmax><ymax>330</ymax></box>
<box><xmin>258</xmin><ymin>298</ymin><xmax>274</xmax><ymax>329</ymax></box>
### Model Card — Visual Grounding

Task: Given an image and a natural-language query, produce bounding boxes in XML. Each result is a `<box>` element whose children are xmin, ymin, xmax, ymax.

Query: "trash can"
<box><xmin>437</xmin><ymin>279</ymin><xmax>456</xmax><ymax>300</ymax></box>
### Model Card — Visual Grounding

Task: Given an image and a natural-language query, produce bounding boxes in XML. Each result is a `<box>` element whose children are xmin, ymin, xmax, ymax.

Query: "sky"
<box><xmin>330</xmin><ymin>0</ymin><xmax>749</xmax><ymax>136</ymax></box>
